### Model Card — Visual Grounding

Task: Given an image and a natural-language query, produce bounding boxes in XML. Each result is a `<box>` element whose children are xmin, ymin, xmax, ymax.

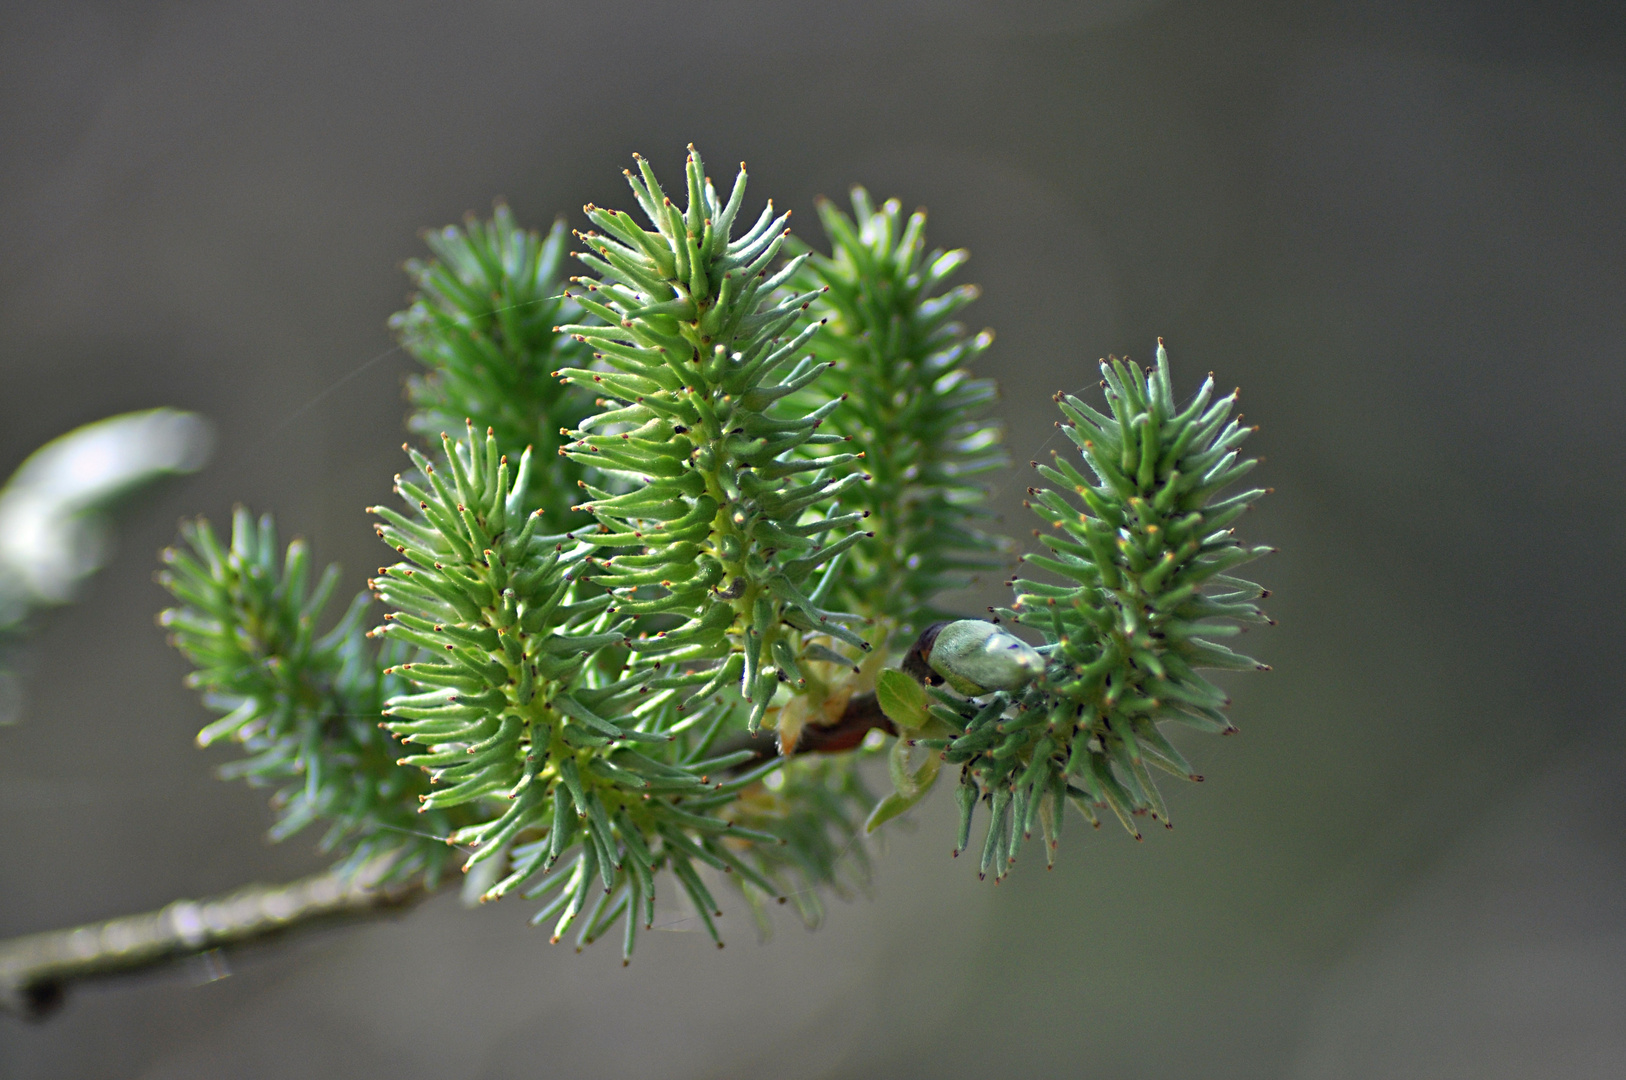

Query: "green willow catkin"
<box><xmin>556</xmin><ymin>146</ymin><xmax>873</xmax><ymax>733</ymax></box>
<box><xmin>392</xmin><ymin>205</ymin><xmax>598</xmax><ymax>530</ymax></box>
<box><xmin>916</xmin><ymin>342</ymin><xmax>1271</xmax><ymax>880</ymax></box>
<box><xmin>793</xmin><ymin>188</ymin><xmax>1008</xmax><ymax>640</ymax></box>
<box><xmin>157</xmin><ymin>508</ymin><xmax>453</xmax><ymax>883</ymax></box>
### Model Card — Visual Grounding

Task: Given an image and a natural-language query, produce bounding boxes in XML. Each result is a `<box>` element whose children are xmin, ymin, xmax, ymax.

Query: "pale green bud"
<box><xmin>920</xmin><ymin>619</ymin><xmax>1044</xmax><ymax>696</ymax></box>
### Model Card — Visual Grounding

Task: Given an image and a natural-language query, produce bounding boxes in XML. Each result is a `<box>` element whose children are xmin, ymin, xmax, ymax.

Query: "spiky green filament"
<box><xmin>157</xmin><ymin>509</ymin><xmax>451</xmax><ymax>883</ymax></box>
<box><xmin>794</xmin><ymin>189</ymin><xmax>1008</xmax><ymax>640</ymax></box>
<box><xmin>556</xmin><ymin>147</ymin><xmax>873</xmax><ymax>731</ymax></box>
<box><xmin>392</xmin><ymin>205</ymin><xmax>597</xmax><ymax>530</ymax></box>
<box><xmin>924</xmin><ymin>343</ymin><xmax>1271</xmax><ymax>880</ymax></box>
<box><xmin>369</xmin><ymin>422</ymin><xmax>791</xmax><ymax>950</ymax></box>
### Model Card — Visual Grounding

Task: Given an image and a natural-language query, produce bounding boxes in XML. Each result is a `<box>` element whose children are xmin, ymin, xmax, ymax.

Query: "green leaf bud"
<box><xmin>917</xmin><ymin>620</ymin><xmax>1045</xmax><ymax>697</ymax></box>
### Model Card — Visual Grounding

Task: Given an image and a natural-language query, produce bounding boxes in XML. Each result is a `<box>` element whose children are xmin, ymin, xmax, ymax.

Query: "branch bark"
<box><xmin>0</xmin><ymin>691</ymin><xmax>898</xmax><ymax>1021</ymax></box>
<box><xmin>720</xmin><ymin>690</ymin><xmax>897</xmax><ymax>764</ymax></box>
<box><xmin>0</xmin><ymin>864</ymin><xmax>431</xmax><ymax>1020</ymax></box>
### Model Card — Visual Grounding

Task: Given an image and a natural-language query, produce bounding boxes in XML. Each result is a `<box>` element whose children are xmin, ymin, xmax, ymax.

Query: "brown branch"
<box><xmin>719</xmin><ymin>689</ymin><xmax>898</xmax><ymax>766</ymax></box>
<box><xmin>0</xmin><ymin>863</ymin><xmax>433</xmax><ymax>1021</ymax></box>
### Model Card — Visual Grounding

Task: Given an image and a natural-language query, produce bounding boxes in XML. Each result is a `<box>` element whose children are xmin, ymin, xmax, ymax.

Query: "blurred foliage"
<box><xmin>0</xmin><ymin>409</ymin><xmax>211</xmax><ymax>726</ymax></box>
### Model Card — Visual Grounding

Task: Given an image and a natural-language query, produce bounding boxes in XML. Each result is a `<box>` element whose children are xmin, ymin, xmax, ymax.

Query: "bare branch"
<box><xmin>0</xmin><ymin>864</ymin><xmax>433</xmax><ymax>1020</ymax></box>
<box><xmin>0</xmin><ymin>691</ymin><xmax>899</xmax><ymax>1021</ymax></box>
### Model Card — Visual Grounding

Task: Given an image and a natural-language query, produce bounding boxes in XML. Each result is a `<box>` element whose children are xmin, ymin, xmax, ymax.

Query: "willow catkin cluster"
<box><xmin>156</xmin><ymin>150</ymin><xmax>1276</xmax><ymax>961</ymax></box>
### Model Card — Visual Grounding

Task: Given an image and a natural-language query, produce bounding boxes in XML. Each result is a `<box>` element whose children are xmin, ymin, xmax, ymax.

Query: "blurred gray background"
<box><xmin>3</xmin><ymin>0</ymin><xmax>1625</xmax><ymax>1076</ymax></box>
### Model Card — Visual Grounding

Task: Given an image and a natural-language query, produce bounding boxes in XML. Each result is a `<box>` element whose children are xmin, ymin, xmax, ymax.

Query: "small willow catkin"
<box><xmin>909</xmin><ymin>341</ymin><xmax>1271</xmax><ymax>879</ymax></box>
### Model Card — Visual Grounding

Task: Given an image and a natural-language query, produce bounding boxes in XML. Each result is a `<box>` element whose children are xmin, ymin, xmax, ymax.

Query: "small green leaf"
<box><xmin>876</xmin><ymin>668</ymin><xmax>928</xmax><ymax>730</ymax></box>
<box><xmin>864</xmin><ymin>792</ymin><xmax>914</xmax><ymax>833</ymax></box>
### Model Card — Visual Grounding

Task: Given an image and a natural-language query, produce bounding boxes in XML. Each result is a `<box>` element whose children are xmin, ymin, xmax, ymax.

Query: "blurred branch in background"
<box><xmin>0</xmin><ymin>409</ymin><xmax>212</xmax><ymax>724</ymax></box>
<box><xmin>0</xmin><ymin>688</ymin><xmax>896</xmax><ymax>1020</ymax></box>
<box><xmin>0</xmin><ymin>859</ymin><xmax>430</xmax><ymax>1021</ymax></box>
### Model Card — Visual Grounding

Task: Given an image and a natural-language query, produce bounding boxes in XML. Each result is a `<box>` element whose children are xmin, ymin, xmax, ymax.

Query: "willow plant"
<box><xmin>0</xmin><ymin>146</ymin><xmax>1272</xmax><ymax>1016</ymax></box>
